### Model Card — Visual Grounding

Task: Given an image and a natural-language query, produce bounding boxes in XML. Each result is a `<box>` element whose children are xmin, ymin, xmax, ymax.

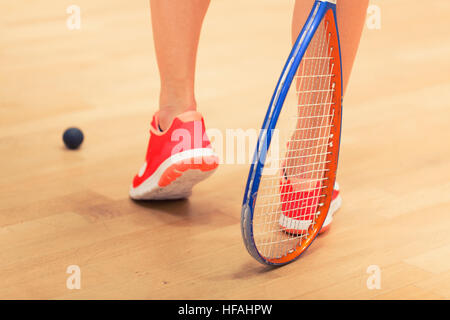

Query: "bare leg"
<box><xmin>150</xmin><ymin>0</ymin><xmax>210</xmax><ymax>129</ymax></box>
<box><xmin>292</xmin><ymin>0</ymin><xmax>368</xmax><ymax>93</ymax></box>
<box><xmin>286</xmin><ymin>0</ymin><xmax>368</xmax><ymax>186</ymax></box>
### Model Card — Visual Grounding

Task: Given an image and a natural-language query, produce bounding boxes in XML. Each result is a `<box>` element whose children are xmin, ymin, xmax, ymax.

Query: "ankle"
<box><xmin>158</xmin><ymin>105</ymin><xmax>196</xmax><ymax>130</ymax></box>
<box><xmin>158</xmin><ymin>83</ymin><xmax>197</xmax><ymax>129</ymax></box>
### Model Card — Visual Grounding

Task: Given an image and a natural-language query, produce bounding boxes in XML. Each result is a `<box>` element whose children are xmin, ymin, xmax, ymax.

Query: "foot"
<box><xmin>278</xmin><ymin>177</ymin><xmax>342</xmax><ymax>235</ymax></box>
<box><xmin>129</xmin><ymin>111</ymin><xmax>219</xmax><ymax>200</ymax></box>
<box><xmin>319</xmin><ymin>182</ymin><xmax>341</xmax><ymax>233</ymax></box>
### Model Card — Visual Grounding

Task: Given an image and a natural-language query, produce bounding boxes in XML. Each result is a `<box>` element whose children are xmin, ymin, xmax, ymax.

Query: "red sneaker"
<box><xmin>278</xmin><ymin>177</ymin><xmax>341</xmax><ymax>234</ymax></box>
<box><xmin>129</xmin><ymin>111</ymin><xmax>219</xmax><ymax>200</ymax></box>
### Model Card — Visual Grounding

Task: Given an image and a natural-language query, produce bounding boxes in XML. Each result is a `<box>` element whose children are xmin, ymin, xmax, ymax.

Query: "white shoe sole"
<box><xmin>129</xmin><ymin>148</ymin><xmax>218</xmax><ymax>200</ymax></box>
<box><xmin>321</xmin><ymin>194</ymin><xmax>342</xmax><ymax>231</ymax></box>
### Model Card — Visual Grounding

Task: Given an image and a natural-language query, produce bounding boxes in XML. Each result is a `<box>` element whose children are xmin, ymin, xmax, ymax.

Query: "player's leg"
<box><xmin>280</xmin><ymin>0</ymin><xmax>368</xmax><ymax>232</ymax></box>
<box><xmin>150</xmin><ymin>0</ymin><xmax>211</xmax><ymax>130</ymax></box>
<box><xmin>292</xmin><ymin>0</ymin><xmax>369</xmax><ymax>93</ymax></box>
<box><xmin>130</xmin><ymin>0</ymin><xmax>218</xmax><ymax>200</ymax></box>
<box><xmin>322</xmin><ymin>1</ymin><xmax>368</xmax><ymax>230</ymax></box>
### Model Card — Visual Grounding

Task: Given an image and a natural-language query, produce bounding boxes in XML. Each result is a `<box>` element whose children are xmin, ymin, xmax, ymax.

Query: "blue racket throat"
<box><xmin>241</xmin><ymin>0</ymin><xmax>343</xmax><ymax>266</ymax></box>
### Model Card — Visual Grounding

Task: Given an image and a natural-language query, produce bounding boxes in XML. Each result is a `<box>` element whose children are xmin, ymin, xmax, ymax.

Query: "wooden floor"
<box><xmin>1</xmin><ymin>0</ymin><xmax>450</xmax><ymax>299</ymax></box>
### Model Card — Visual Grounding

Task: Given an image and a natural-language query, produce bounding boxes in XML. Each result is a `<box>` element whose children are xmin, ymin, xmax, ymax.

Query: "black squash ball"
<box><xmin>63</xmin><ymin>127</ymin><xmax>84</xmax><ymax>150</ymax></box>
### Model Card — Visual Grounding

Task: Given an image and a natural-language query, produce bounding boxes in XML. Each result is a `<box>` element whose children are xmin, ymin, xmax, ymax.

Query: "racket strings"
<box><xmin>253</xmin><ymin>18</ymin><xmax>338</xmax><ymax>260</ymax></box>
<box><xmin>256</xmin><ymin>22</ymin><xmax>330</xmax><ymax>257</ymax></box>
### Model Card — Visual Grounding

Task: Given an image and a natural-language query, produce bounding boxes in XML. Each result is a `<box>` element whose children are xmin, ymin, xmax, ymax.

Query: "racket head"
<box><xmin>241</xmin><ymin>0</ymin><xmax>342</xmax><ymax>266</ymax></box>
